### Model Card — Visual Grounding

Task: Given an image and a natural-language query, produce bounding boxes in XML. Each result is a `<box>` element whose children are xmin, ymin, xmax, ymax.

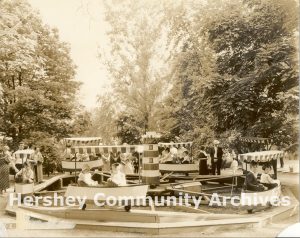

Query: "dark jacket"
<box><xmin>244</xmin><ymin>171</ymin><xmax>264</xmax><ymax>191</ymax></box>
<box><xmin>209</xmin><ymin>147</ymin><xmax>223</xmax><ymax>160</ymax></box>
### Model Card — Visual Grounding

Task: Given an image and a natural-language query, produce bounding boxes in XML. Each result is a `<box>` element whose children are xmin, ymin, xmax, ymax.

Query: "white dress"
<box><xmin>124</xmin><ymin>161</ymin><xmax>134</xmax><ymax>174</ymax></box>
<box><xmin>260</xmin><ymin>173</ymin><xmax>280</xmax><ymax>185</ymax></box>
<box><xmin>110</xmin><ymin>172</ymin><xmax>127</xmax><ymax>186</ymax></box>
<box><xmin>101</xmin><ymin>154</ymin><xmax>111</xmax><ymax>172</ymax></box>
<box><xmin>78</xmin><ymin>172</ymin><xmax>98</xmax><ymax>186</ymax></box>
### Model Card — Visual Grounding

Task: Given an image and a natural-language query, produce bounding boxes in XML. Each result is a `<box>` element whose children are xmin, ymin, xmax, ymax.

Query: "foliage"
<box><xmin>202</xmin><ymin>0</ymin><xmax>298</xmax><ymax>147</ymax></box>
<box><xmin>161</xmin><ymin>0</ymin><xmax>299</xmax><ymax>150</ymax></box>
<box><xmin>85</xmin><ymin>93</ymin><xmax>118</xmax><ymax>144</ymax></box>
<box><xmin>23</xmin><ymin>132</ymin><xmax>62</xmax><ymax>175</ymax></box>
<box><xmin>100</xmin><ymin>0</ymin><xmax>170</xmax><ymax>132</ymax></box>
<box><xmin>71</xmin><ymin>109</ymin><xmax>92</xmax><ymax>137</ymax></box>
<box><xmin>0</xmin><ymin>0</ymin><xmax>81</xmax><ymax>150</ymax></box>
<box><xmin>116</xmin><ymin>114</ymin><xmax>143</xmax><ymax>144</ymax></box>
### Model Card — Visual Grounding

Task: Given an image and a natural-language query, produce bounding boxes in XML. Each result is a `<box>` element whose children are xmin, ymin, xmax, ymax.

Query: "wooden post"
<box><xmin>74</xmin><ymin>154</ymin><xmax>77</xmax><ymax>184</ymax></box>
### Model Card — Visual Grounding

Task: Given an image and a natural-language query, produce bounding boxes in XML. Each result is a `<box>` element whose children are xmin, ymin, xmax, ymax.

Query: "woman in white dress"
<box><xmin>101</xmin><ymin>152</ymin><xmax>111</xmax><ymax>172</ymax></box>
<box><xmin>107</xmin><ymin>163</ymin><xmax>127</xmax><ymax>186</ymax></box>
<box><xmin>121</xmin><ymin>153</ymin><xmax>134</xmax><ymax>174</ymax></box>
<box><xmin>78</xmin><ymin>164</ymin><xmax>98</xmax><ymax>186</ymax></box>
<box><xmin>31</xmin><ymin>147</ymin><xmax>44</xmax><ymax>183</ymax></box>
<box><xmin>3</xmin><ymin>146</ymin><xmax>18</xmax><ymax>174</ymax></box>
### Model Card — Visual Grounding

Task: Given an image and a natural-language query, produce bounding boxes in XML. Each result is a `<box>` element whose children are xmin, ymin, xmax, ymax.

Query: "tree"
<box><xmin>100</xmin><ymin>0</ymin><xmax>170</xmax><ymax>133</ymax></box>
<box><xmin>116</xmin><ymin>114</ymin><xmax>143</xmax><ymax>144</ymax></box>
<box><xmin>85</xmin><ymin>93</ymin><xmax>118</xmax><ymax>144</ymax></box>
<box><xmin>161</xmin><ymin>0</ymin><xmax>299</xmax><ymax>149</ymax></box>
<box><xmin>201</xmin><ymin>0</ymin><xmax>299</xmax><ymax>146</ymax></box>
<box><xmin>0</xmin><ymin>0</ymin><xmax>81</xmax><ymax>149</ymax></box>
<box><xmin>71</xmin><ymin>109</ymin><xmax>92</xmax><ymax>137</ymax></box>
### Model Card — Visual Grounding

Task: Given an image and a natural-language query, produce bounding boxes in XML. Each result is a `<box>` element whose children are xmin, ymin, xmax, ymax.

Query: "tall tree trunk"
<box><xmin>18</xmin><ymin>72</ymin><xmax>22</xmax><ymax>86</ymax></box>
<box><xmin>144</xmin><ymin>113</ymin><xmax>149</xmax><ymax>134</ymax></box>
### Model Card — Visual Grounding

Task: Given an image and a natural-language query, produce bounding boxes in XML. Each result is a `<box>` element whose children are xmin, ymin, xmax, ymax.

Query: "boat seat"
<box><xmin>77</xmin><ymin>180</ymin><xmax>89</xmax><ymax>187</ymax></box>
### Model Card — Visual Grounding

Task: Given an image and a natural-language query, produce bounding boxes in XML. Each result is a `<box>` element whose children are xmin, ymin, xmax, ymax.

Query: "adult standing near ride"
<box><xmin>64</xmin><ymin>143</ymin><xmax>73</xmax><ymax>160</ymax></box>
<box><xmin>101</xmin><ymin>151</ymin><xmax>111</xmax><ymax>172</ymax></box>
<box><xmin>198</xmin><ymin>146</ymin><xmax>209</xmax><ymax>175</ymax></box>
<box><xmin>110</xmin><ymin>151</ymin><xmax>121</xmax><ymax>168</ymax></box>
<box><xmin>0</xmin><ymin>147</ymin><xmax>10</xmax><ymax>194</ymax></box>
<box><xmin>3</xmin><ymin>145</ymin><xmax>18</xmax><ymax>175</ymax></box>
<box><xmin>13</xmin><ymin>142</ymin><xmax>25</xmax><ymax>171</ymax></box>
<box><xmin>31</xmin><ymin>147</ymin><xmax>44</xmax><ymax>183</ymax></box>
<box><xmin>209</xmin><ymin>140</ymin><xmax>223</xmax><ymax>175</ymax></box>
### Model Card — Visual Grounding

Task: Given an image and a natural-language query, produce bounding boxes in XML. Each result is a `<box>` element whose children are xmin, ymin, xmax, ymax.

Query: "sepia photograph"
<box><xmin>0</xmin><ymin>0</ymin><xmax>299</xmax><ymax>237</ymax></box>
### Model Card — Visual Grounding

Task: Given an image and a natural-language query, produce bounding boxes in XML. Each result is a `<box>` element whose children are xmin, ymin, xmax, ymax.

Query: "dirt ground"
<box><xmin>5</xmin><ymin>214</ymin><xmax>299</xmax><ymax>237</ymax></box>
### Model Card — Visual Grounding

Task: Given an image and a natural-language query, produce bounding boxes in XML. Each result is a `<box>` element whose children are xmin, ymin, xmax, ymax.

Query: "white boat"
<box><xmin>65</xmin><ymin>184</ymin><xmax>149</xmax><ymax>201</ymax></box>
<box><xmin>61</xmin><ymin>159</ymin><xmax>103</xmax><ymax>171</ymax></box>
<box><xmin>158</xmin><ymin>142</ymin><xmax>197</xmax><ymax>173</ymax></box>
<box><xmin>239</xmin><ymin>150</ymin><xmax>282</xmax><ymax>212</ymax></box>
<box><xmin>240</xmin><ymin>185</ymin><xmax>281</xmax><ymax>207</ymax></box>
<box><xmin>62</xmin><ymin>137</ymin><xmax>104</xmax><ymax>171</ymax></box>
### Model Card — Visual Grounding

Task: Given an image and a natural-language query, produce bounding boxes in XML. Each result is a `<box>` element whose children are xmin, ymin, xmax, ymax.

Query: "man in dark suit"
<box><xmin>209</xmin><ymin>140</ymin><xmax>223</xmax><ymax>175</ymax></box>
<box><xmin>244</xmin><ymin>161</ymin><xmax>267</xmax><ymax>191</ymax></box>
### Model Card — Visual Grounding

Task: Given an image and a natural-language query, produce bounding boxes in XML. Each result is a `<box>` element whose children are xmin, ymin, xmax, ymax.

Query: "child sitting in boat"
<box><xmin>15</xmin><ymin>162</ymin><xmax>34</xmax><ymax>184</ymax></box>
<box><xmin>81</xmin><ymin>152</ymin><xmax>90</xmax><ymax>162</ymax></box>
<box><xmin>63</xmin><ymin>144</ymin><xmax>73</xmax><ymax>160</ymax></box>
<box><xmin>231</xmin><ymin>158</ymin><xmax>239</xmax><ymax>175</ymax></box>
<box><xmin>78</xmin><ymin>164</ymin><xmax>98</xmax><ymax>186</ymax></box>
<box><xmin>160</xmin><ymin>148</ymin><xmax>173</xmax><ymax>164</ymax></box>
<box><xmin>107</xmin><ymin>163</ymin><xmax>127</xmax><ymax>187</ymax></box>
<box><xmin>110</xmin><ymin>152</ymin><xmax>121</xmax><ymax>167</ymax></box>
<box><xmin>177</xmin><ymin>145</ymin><xmax>186</xmax><ymax>161</ymax></box>
<box><xmin>181</xmin><ymin>151</ymin><xmax>191</xmax><ymax>164</ymax></box>
<box><xmin>244</xmin><ymin>161</ymin><xmax>267</xmax><ymax>192</ymax></box>
<box><xmin>71</xmin><ymin>152</ymin><xmax>82</xmax><ymax>161</ymax></box>
<box><xmin>260</xmin><ymin>164</ymin><xmax>280</xmax><ymax>189</ymax></box>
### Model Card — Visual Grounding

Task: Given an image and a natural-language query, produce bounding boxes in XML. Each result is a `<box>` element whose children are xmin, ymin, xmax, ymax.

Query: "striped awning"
<box><xmin>13</xmin><ymin>149</ymin><xmax>35</xmax><ymax>159</ymax></box>
<box><xmin>70</xmin><ymin>145</ymin><xmax>139</xmax><ymax>154</ymax></box>
<box><xmin>238</xmin><ymin>150</ymin><xmax>284</xmax><ymax>163</ymax></box>
<box><xmin>158</xmin><ymin>142</ymin><xmax>193</xmax><ymax>148</ymax></box>
<box><xmin>64</xmin><ymin>137</ymin><xmax>102</xmax><ymax>146</ymax></box>
<box><xmin>239</xmin><ymin>137</ymin><xmax>272</xmax><ymax>144</ymax></box>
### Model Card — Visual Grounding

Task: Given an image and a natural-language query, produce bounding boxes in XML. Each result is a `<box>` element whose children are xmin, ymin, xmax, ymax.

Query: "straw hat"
<box><xmin>213</xmin><ymin>140</ymin><xmax>220</xmax><ymax>145</ymax></box>
<box><xmin>82</xmin><ymin>164</ymin><xmax>90</xmax><ymax>172</ymax></box>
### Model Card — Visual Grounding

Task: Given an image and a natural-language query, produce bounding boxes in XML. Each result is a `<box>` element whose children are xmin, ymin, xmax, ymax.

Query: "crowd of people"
<box><xmin>158</xmin><ymin>140</ymin><xmax>239</xmax><ymax>176</ymax></box>
<box><xmin>1</xmin><ymin>139</ymin><xmax>286</xmax><ymax>194</ymax></box>
<box><xmin>63</xmin><ymin>145</ymin><xmax>140</xmax><ymax>175</ymax></box>
<box><xmin>0</xmin><ymin>143</ymin><xmax>44</xmax><ymax>194</ymax></box>
<box><xmin>62</xmin><ymin>139</ymin><xmax>239</xmax><ymax>179</ymax></box>
<box><xmin>159</xmin><ymin>146</ymin><xmax>192</xmax><ymax>164</ymax></box>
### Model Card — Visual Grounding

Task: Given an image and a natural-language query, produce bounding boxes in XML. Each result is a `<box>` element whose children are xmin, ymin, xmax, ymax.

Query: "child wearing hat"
<box><xmin>107</xmin><ymin>163</ymin><xmax>127</xmax><ymax>187</ymax></box>
<box><xmin>244</xmin><ymin>161</ymin><xmax>267</xmax><ymax>191</ymax></box>
<box><xmin>260</xmin><ymin>164</ymin><xmax>280</xmax><ymax>189</ymax></box>
<box><xmin>15</xmin><ymin>162</ymin><xmax>34</xmax><ymax>184</ymax></box>
<box><xmin>78</xmin><ymin>164</ymin><xmax>98</xmax><ymax>186</ymax></box>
